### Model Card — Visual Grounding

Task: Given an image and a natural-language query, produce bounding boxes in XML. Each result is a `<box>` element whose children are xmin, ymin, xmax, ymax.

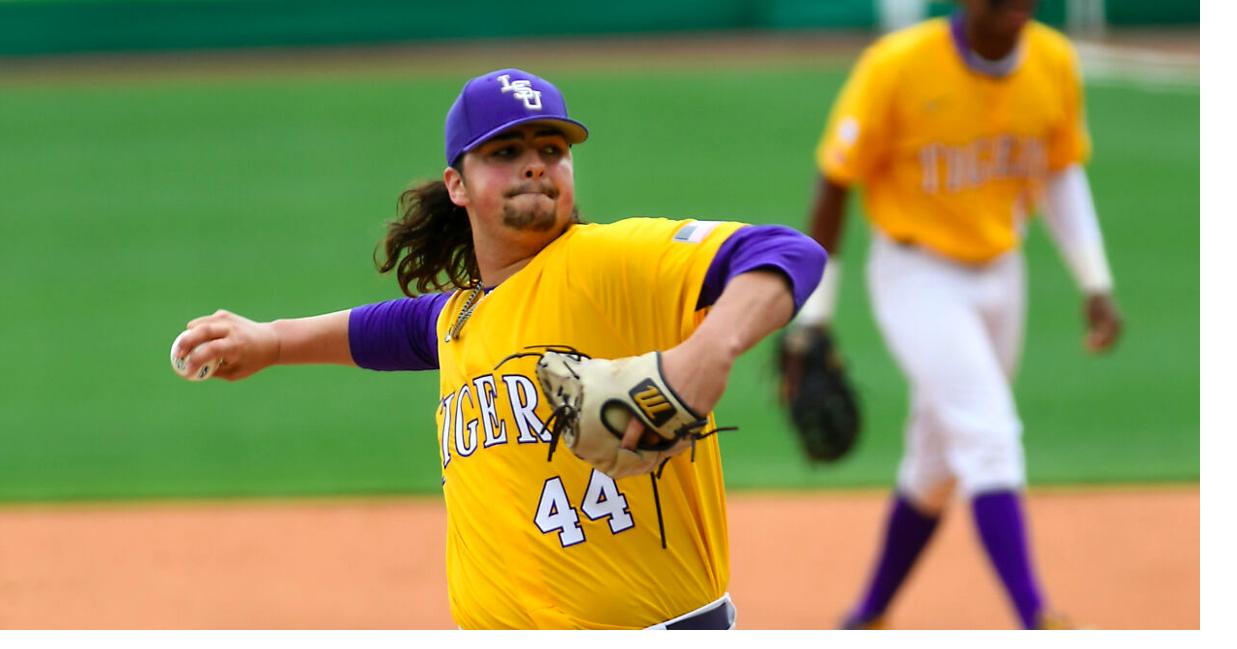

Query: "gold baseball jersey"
<box><xmin>817</xmin><ymin>18</ymin><xmax>1090</xmax><ymax>263</ymax></box>
<box><xmin>434</xmin><ymin>217</ymin><xmax>745</xmax><ymax>629</ymax></box>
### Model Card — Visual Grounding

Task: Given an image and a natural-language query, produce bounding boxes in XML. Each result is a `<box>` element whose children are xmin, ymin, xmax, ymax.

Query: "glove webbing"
<box><xmin>497</xmin><ymin>344</ymin><xmax>582</xmax><ymax>464</ymax></box>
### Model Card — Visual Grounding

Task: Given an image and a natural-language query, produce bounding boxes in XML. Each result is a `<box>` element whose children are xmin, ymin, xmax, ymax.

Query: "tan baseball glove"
<box><xmin>528</xmin><ymin>348</ymin><xmax>718</xmax><ymax>480</ymax></box>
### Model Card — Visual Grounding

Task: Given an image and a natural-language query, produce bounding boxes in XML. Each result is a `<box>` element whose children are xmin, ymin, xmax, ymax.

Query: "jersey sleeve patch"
<box><xmin>837</xmin><ymin>117</ymin><xmax>861</xmax><ymax>146</ymax></box>
<box><xmin>673</xmin><ymin>220</ymin><xmax>723</xmax><ymax>244</ymax></box>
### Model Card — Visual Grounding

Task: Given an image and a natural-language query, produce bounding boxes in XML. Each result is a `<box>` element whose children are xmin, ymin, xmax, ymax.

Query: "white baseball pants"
<box><xmin>866</xmin><ymin>231</ymin><xmax>1027</xmax><ymax>513</ymax></box>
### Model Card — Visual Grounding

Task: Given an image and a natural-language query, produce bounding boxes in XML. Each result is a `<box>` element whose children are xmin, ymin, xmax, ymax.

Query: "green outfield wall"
<box><xmin>0</xmin><ymin>0</ymin><xmax>1200</xmax><ymax>57</ymax></box>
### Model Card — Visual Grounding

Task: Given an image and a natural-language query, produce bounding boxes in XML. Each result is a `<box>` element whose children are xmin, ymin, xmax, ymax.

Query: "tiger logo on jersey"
<box><xmin>815</xmin><ymin>18</ymin><xmax>1089</xmax><ymax>263</ymax></box>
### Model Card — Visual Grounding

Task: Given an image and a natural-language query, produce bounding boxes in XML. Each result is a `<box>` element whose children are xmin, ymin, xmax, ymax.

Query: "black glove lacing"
<box><xmin>542</xmin><ymin>403</ymin><xmax>578</xmax><ymax>463</ymax></box>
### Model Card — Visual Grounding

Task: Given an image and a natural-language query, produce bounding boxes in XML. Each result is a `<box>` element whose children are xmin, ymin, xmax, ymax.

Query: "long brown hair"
<box><xmin>376</xmin><ymin>168</ymin><xmax>586</xmax><ymax>296</ymax></box>
<box><xmin>374</xmin><ymin>178</ymin><xmax>477</xmax><ymax>296</ymax></box>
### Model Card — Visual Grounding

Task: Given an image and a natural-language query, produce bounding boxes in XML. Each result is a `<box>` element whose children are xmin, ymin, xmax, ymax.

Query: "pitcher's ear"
<box><xmin>444</xmin><ymin>166</ymin><xmax>469</xmax><ymax>207</ymax></box>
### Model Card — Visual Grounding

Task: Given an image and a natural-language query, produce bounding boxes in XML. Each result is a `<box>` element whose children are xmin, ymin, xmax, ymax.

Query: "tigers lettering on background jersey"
<box><xmin>817</xmin><ymin>18</ymin><xmax>1090</xmax><ymax>263</ymax></box>
<box><xmin>433</xmin><ymin>217</ymin><xmax>745</xmax><ymax>629</ymax></box>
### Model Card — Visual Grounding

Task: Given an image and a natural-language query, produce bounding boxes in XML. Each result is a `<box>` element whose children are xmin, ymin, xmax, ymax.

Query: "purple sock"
<box><xmin>972</xmin><ymin>490</ymin><xmax>1045</xmax><ymax>629</ymax></box>
<box><xmin>847</xmin><ymin>493</ymin><xmax>940</xmax><ymax>625</ymax></box>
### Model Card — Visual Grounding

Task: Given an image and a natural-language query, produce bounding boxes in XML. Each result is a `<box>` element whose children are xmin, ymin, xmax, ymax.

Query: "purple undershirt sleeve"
<box><xmin>348</xmin><ymin>293</ymin><xmax>451</xmax><ymax>371</ymax></box>
<box><xmin>697</xmin><ymin>224</ymin><xmax>827</xmax><ymax>313</ymax></box>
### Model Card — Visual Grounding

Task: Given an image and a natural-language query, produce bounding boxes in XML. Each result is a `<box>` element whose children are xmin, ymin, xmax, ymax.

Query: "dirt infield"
<box><xmin>0</xmin><ymin>486</ymin><xmax>1198</xmax><ymax>629</ymax></box>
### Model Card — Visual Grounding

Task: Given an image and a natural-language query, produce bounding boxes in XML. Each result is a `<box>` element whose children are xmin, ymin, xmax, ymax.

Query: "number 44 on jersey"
<box><xmin>535</xmin><ymin>470</ymin><xmax>634</xmax><ymax>547</ymax></box>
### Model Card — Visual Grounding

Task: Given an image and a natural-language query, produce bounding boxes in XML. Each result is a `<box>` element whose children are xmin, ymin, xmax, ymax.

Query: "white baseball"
<box><xmin>170</xmin><ymin>331</ymin><xmax>221</xmax><ymax>381</ymax></box>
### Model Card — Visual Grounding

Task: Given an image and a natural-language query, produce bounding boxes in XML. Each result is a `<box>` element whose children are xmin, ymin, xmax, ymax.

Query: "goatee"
<box><xmin>502</xmin><ymin>182</ymin><xmax>561</xmax><ymax>232</ymax></box>
<box><xmin>503</xmin><ymin>202</ymin><xmax>558</xmax><ymax>232</ymax></box>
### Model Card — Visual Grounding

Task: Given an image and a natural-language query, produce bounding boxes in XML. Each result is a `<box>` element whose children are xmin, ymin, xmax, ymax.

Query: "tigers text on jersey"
<box><xmin>434</xmin><ymin>217</ymin><xmax>745</xmax><ymax>629</ymax></box>
<box><xmin>817</xmin><ymin>17</ymin><xmax>1090</xmax><ymax>263</ymax></box>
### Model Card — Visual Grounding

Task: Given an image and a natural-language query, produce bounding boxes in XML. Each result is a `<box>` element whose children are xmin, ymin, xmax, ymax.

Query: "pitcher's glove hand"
<box><xmin>777</xmin><ymin>325</ymin><xmax>861</xmax><ymax>462</ymax></box>
<box><xmin>525</xmin><ymin>348</ymin><xmax>722</xmax><ymax>480</ymax></box>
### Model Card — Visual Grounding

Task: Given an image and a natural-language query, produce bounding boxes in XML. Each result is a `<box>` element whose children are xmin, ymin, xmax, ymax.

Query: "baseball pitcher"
<box><xmin>173</xmin><ymin>68</ymin><xmax>826</xmax><ymax>629</ymax></box>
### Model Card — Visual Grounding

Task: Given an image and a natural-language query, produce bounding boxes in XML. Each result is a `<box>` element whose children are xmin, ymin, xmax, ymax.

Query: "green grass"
<box><xmin>0</xmin><ymin>67</ymin><xmax>1199</xmax><ymax>500</ymax></box>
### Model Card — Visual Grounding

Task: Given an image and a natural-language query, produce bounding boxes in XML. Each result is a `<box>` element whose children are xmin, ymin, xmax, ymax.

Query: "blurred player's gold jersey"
<box><xmin>817</xmin><ymin>18</ymin><xmax>1090</xmax><ymax>263</ymax></box>
<box><xmin>433</xmin><ymin>217</ymin><xmax>745</xmax><ymax>629</ymax></box>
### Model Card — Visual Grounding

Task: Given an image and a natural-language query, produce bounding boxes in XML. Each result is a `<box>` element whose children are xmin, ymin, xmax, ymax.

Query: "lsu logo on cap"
<box><xmin>629</xmin><ymin>379</ymin><xmax>676</xmax><ymax>427</ymax></box>
<box><xmin>498</xmin><ymin>74</ymin><xmax>543</xmax><ymax>111</ymax></box>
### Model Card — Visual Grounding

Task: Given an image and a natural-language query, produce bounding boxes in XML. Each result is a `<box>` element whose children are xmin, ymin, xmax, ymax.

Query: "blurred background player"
<box><xmin>780</xmin><ymin>0</ymin><xmax>1123</xmax><ymax>629</ymax></box>
<box><xmin>174</xmin><ymin>68</ymin><xmax>825</xmax><ymax>628</ymax></box>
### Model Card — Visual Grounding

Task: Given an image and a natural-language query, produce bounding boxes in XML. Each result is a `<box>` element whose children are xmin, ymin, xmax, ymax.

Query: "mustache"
<box><xmin>504</xmin><ymin>183</ymin><xmax>559</xmax><ymax>199</ymax></box>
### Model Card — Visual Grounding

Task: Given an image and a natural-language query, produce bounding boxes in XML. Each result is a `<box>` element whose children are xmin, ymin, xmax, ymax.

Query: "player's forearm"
<box><xmin>688</xmin><ymin>271</ymin><xmax>798</xmax><ymax>364</ymax></box>
<box><xmin>1040</xmin><ymin>164</ymin><xmax>1114</xmax><ymax>295</ymax></box>
<box><xmin>797</xmin><ymin>176</ymin><xmax>850</xmax><ymax>326</ymax></box>
<box><xmin>664</xmin><ymin>228</ymin><xmax>823</xmax><ymax>413</ymax></box>
<box><xmin>660</xmin><ymin>270</ymin><xmax>801</xmax><ymax>417</ymax></box>
<box><xmin>268</xmin><ymin>310</ymin><xmax>356</xmax><ymax>366</ymax></box>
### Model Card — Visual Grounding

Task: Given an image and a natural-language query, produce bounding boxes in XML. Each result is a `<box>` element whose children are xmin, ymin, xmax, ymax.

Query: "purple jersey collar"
<box><xmin>949</xmin><ymin>11</ymin><xmax>1025</xmax><ymax>78</ymax></box>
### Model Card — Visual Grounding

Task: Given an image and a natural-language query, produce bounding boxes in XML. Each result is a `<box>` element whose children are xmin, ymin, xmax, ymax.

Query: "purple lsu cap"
<box><xmin>444</xmin><ymin>68</ymin><xmax>589</xmax><ymax>167</ymax></box>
